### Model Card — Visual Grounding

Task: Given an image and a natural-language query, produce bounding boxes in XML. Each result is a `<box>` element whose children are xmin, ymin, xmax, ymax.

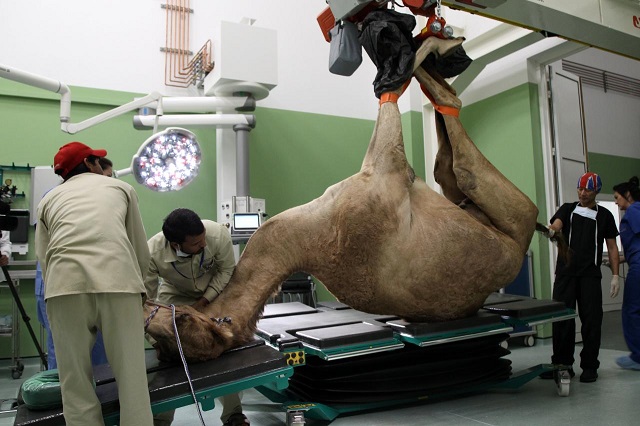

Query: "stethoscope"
<box><xmin>171</xmin><ymin>251</ymin><xmax>207</xmax><ymax>280</ymax></box>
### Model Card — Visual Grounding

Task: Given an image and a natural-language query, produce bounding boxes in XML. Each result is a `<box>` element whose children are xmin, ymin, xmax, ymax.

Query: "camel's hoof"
<box><xmin>437</xmin><ymin>36</ymin><xmax>465</xmax><ymax>59</ymax></box>
<box><xmin>417</xmin><ymin>36</ymin><xmax>464</xmax><ymax>63</ymax></box>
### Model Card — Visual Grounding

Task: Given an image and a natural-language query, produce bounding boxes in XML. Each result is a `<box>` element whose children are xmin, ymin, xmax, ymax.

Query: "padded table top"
<box><xmin>257</xmin><ymin>295</ymin><xmax>571</xmax><ymax>353</ymax></box>
<box><xmin>14</xmin><ymin>340</ymin><xmax>290</xmax><ymax>426</ymax></box>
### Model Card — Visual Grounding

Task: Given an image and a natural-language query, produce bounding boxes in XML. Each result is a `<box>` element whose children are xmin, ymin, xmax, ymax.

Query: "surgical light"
<box><xmin>129</xmin><ymin>127</ymin><xmax>201</xmax><ymax>192</ymax></box>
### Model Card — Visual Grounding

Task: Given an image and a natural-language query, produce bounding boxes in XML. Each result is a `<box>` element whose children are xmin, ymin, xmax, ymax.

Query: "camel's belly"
<box><xmin>318</xmin><ymin>210</ymin><xmax>523</xmax><ymax>321</ymax></box>
<box><xmin>313</xmin><ymin>175</ymin><xmax>525</xmax><ymax>321</ymax></box>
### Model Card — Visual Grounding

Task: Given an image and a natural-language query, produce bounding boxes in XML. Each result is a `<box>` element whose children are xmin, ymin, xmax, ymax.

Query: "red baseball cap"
<box><xmin>54</xmin><ymin>142</ymin><xmax>107</xmax><ymax>178</ymax></box>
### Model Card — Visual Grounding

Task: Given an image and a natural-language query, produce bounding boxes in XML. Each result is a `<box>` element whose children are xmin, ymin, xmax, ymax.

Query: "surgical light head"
<box><xmin>131</xmin><ymin>127</ymin><xmax>201</xmax><ymax>192</ymax></box>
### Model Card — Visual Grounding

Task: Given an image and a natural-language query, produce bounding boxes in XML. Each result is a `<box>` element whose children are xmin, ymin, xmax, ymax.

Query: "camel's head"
<box><xmin>143</xmin><ymin>302</ymin><xmax>234</xmax><ymax>363</ymax></box>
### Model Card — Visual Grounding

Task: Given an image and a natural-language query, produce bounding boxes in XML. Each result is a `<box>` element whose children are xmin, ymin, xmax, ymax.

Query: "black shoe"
<box><xmin>540</xmin><ymin>367</ymin><xmax>574</xmax><ymax>379</ymax></box>
<box><xmin>580</xmin><ymin>369</ymin><xmax>598</xmax><ymax>383</ymax></box>
<box><xmin>223</xmin><ymin>413</ymin><xmax>250</xmax><ymax>426</ymax></box>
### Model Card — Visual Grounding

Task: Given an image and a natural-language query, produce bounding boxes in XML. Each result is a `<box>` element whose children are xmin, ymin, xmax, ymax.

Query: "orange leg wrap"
<box><xmin>379</xmin><ymin>80</ymin><xmax>411</xmax><ymax>105</ymax></box>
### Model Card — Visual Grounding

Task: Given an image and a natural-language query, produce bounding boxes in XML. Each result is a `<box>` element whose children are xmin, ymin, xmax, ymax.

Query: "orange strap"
<box><xmin>379</xmin><ymin>80</ymin><xmax>411</xmax><ymax>105</ymax></box>
<box><xmin>379</xmin><ymin>80</ymin><xmax>460</xmax><ymax>117</ymax></box>
<box><xmin>419</xmin><ymin>83</ymin><xmax>460</xmax><ymax>117</ymax></box>
<box><xmin>379</xmin><ymin>92</ymin><xmax>400</xmax><ymax>105</ymax></box>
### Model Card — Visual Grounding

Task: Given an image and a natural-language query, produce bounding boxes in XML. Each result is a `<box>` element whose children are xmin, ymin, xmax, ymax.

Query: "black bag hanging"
<box><xmin>420</xmin><ymin>44</ymin><xmax>472</xmax><ymax>78</ymax></box>
<box><xmin>328</xmin><ymin>20</ymin><xmax>363</xmax><ymax>76</ymax></box>
<box><xmin>359</xmin><ymin>9</ymin><xmax>417</xmax><ymax>99</ymax></box>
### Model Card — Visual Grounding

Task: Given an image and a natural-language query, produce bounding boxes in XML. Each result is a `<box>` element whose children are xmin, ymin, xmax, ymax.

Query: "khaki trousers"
<box><xmin>153</xmin><ymin>392</ymin><xmax>243</xmax><ymax>425</ymax></box>
<box><xmin>47</xmin><ymin>293</ymin><xmax>153</xmax><ymax>426</ymax></box>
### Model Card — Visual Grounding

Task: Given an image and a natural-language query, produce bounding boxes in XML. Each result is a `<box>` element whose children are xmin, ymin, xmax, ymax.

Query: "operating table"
<box><xmin>12</xmin><ymin>340</ymin><xmax>293</xmax><ymax>426</ymax></box>
<box><xmin>11</xmin><ymin>293</ymin><xmax>574</xmax><ymax>425</ymax></box>
<box><xmin>254</xmin><ymin>293</ymin><xmax>576</xmax><ymax>422</ymax></box>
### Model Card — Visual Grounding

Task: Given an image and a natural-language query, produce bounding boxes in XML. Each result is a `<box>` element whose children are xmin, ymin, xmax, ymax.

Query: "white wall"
<box><xmin>0</xmin><ymin>0</ymin><xmax>531</xmax><ymax>120</ymax></box>
<box><xmin>0</xmin><ymin>0</ymin><xmax>383</xmax><ymax>119</ymax></box>
<box><xmin>2</xmin><ymin>0</ymin><xmax>639</xmax><ymax>123</ymax></box>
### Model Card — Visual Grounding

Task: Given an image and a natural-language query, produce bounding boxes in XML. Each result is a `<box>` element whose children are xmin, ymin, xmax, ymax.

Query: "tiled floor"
<box><xmin>1</xmin><ymin>312</ymin><xmax>639</xmax><ymax>426</ymax></box>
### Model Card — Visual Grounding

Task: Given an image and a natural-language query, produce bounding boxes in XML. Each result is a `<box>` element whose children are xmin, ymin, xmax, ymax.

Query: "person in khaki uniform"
<box><xmin>36</xmin><ymin>142</ymin><xmax>153</xmax><ymax>426</ymax></box>
<box><xmin>145</xmin><ymin>208</ymin><xmax>248</xmax><ymax>426</ymax></box>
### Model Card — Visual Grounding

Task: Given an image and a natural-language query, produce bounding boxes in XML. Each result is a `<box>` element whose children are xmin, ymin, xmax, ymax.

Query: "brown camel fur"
<box><xmin>144</xmin><ymin>40</ymin><xmax>541</xmax><ymax>363</ymax></box>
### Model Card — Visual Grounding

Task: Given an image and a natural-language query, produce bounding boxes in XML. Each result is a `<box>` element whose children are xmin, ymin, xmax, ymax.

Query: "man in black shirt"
<box><xmin>542</xmin><ymin>172</ymin><xmax>620</xmax><ymax>383</ymax></box>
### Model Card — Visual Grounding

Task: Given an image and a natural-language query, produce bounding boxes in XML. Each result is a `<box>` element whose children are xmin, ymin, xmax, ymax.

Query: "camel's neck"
<box><xmin>207</xmin><ymin>210</ymin><xmax>307</xmax><ymax>343</ymax></box>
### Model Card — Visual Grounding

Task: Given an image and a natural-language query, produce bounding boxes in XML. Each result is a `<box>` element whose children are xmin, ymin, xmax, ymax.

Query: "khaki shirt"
<box><xmin>145</xmin><ymin>220</ymin><xmax>235</xmax><ymax>305</ymax></box>
<box><xmin>35</xmin><ymin>173</ymin><xmax>150</xmax><ymax>299</ymax></box>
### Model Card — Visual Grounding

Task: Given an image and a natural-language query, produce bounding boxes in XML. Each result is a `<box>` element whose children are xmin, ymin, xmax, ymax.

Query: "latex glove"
<box><xmin>610</xmin><ymin>275</ymin><xmax>620</xmax><ymax>298</ymax></box>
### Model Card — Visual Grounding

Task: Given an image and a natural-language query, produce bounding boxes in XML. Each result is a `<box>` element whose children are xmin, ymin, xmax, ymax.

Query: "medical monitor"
<box><xmin>232</xmin><ymin>212</ymin><xmax>261</xmax><ymax>233</ymax></box>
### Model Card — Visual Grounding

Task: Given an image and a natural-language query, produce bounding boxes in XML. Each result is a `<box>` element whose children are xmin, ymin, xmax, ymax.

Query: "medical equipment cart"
<box><xmin>0</xmin><ymin>277</ymin><xmax>23</xmax><ymax>379</ymax></box>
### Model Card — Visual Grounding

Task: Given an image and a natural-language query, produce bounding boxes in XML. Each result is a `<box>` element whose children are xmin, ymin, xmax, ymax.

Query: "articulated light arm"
<box><xmin>62</xmin><ymin>91</ymin><xmax>162</xmax><ymax>134</ymax></box>
<box><xmin>133</xmin><ymin>113</ymin><xmax>256</xmax><ymax>129</ymax></box>
<box><xmin>0</xmin><ymin>63</ymin><xmax>71</xmax><ymax>123</ymax></box>
<box><xmin>0</xmin><ymin>63</ymin><xmax>162</xmax><ymax>134</ymax></box>
<box><xmin>1</xmin><ymin>63</ymin><xmax>259</xmax><ymax>194</ymax></box>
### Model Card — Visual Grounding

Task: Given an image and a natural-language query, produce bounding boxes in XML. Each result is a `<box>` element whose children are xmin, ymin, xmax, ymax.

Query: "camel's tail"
<box><xmin>535</xmin><ymin>222</ymin><xmax>571</xmax><ymax>265</ymax></box>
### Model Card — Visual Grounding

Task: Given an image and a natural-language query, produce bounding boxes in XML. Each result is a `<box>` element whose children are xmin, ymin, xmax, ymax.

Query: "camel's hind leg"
<box><xmin>414</xmin><ymin>66</ymin><xmax>538</xmax><ymax>253</ymax></box>
<box><xmin>434</xmin><ymin>113</ymin><xmax>494</xmax><ymax>227</ymax></box>
<box><xmin>433</xmin><ymin>112</ymin><xmax>465</xmax><ymax>204</ymax></box>
<box><xmin>360</xmin><ymin>37</ymin><xmax>464</xmax><ymax>179</ymax></box>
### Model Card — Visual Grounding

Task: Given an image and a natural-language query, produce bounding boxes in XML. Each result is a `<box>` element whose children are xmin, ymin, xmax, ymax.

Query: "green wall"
<box><xmin>0</xmin><ymin>81</ymin><xmax>382</xmax><ymax>357</ymax></box>
<box><xmin>249</xmin><ymin>108</ymin><xmax>374</xmax><ymax>216</ymax></box>
<box><xmin>401</xmin><ymin>110</ymin><xmax>427</xmax><ymax>180</ymax></box>
<box><xmin>12</xmin><ymin>77</ymin><xmax>635</xmax><ymax>355</ymax></box>
<box><xmin>589</xmin><ymin>153</ymin><xmax>640</xmax><ymax>192</ymax></box>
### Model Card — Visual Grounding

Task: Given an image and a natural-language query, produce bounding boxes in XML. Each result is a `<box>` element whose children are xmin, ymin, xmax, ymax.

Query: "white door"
<box><xmin>546</xmin><ymin>64</ymin><xmax>588</xmax><ymax>342</ymax></box>
<box><xmin>547</xmin><ymin>64</ymin><xmax>588</xmax><ymax>206</ymax></box>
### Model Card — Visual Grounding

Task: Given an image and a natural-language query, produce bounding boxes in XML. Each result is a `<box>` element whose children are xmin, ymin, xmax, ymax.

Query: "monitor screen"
<box><xmin>7</xmin><ymin>210</ymin><xmax>29</xmax><ymax>244</ymax></box>
<box><xmin>233</xmin><ymin>213</ymin><xmax>260</xmax><ymax>231</ymax></box>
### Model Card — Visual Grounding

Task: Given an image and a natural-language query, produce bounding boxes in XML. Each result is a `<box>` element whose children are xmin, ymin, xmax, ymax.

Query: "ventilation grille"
<box><xmin>562</xmin><ymin>59</ymin><xmax>640</xmax><ymax>98</ymax></box>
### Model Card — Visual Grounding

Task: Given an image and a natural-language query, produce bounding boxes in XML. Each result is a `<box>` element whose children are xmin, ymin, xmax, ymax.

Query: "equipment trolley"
<box><xmin>0</xmin><ymin>278</ymin><xmax>23</xmax><ymax>379</ymax></box>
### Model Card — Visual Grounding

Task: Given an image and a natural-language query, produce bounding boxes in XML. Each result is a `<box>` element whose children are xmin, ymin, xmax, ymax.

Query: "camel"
<box><xmin>143</xmin><ymin>37</ymin><xmax>552</xmax><ymax>363</ymax></box>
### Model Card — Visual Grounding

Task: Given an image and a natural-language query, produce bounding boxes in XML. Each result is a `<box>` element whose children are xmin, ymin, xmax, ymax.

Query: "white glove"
<box><xmin>610</xmin><ymin>275</ymin><xmax>620</xmax><ymax>298</ymax></box>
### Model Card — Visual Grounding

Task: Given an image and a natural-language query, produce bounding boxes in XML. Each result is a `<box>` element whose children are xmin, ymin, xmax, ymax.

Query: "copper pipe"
<box><xmin>171</xmin><ymin>0</ymin><xmax>184</xmax><ymax>81</ymax></box>
<box><xmin>163</xmin><ymin>0</ymin><xmax>213</xmax><ymax>88</ymax></box>
<box><xmin>176</xmin><ymin>0</ymin><xmax>191</xmax><ymax>80</ymax></box>
<box><xmin>170</xmin><ymin>0</ymin><xmax>191</xmax><ymax>84</ymax></box>
<box><xmin>164</xmin><ymin>0</ymin><xmax>171</xmax><ymax>86</ymax></box>
<box><xmin>171</xmin><ymin>0</ymin><xmax>180</xmax><ymax>82</ymax></box>
<box><xmin>178</xmin><ymin>0</ymin><xmax>191</xmax><ymax>78</ymax></box>
<box><xmin>167</xmin><ymin>0</ymin><xmax>188</xmax><ymax>86</ymax></box>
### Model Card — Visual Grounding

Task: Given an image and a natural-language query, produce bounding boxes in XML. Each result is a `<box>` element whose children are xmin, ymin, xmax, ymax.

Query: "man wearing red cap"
<box><xmin>540</xmin><ymin>171</ymin><xmax>620</xmax><ymax>383</ymax></box>
<box><xmin>35</xmin><ymin>142</ymin><xmax>153</xmax><ymax>425</ymax></box>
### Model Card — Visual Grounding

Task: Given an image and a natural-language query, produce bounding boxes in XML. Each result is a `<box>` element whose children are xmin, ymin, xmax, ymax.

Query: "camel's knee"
<box><xmin>453</xmin><ymin>167</ymin><xmax>477</xmax><ymax>194</ymax></box>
